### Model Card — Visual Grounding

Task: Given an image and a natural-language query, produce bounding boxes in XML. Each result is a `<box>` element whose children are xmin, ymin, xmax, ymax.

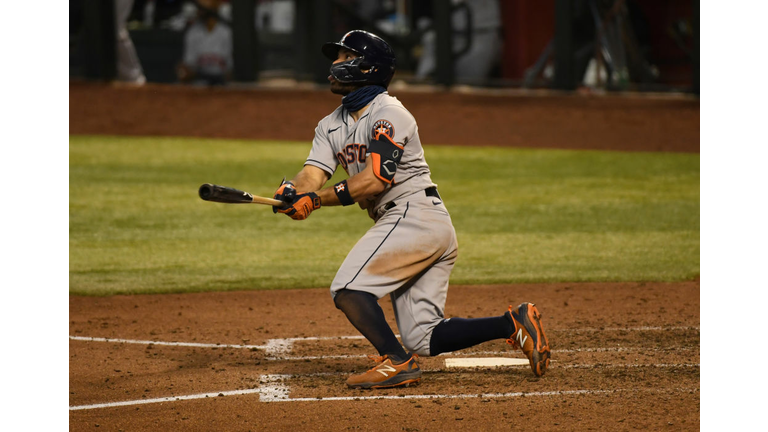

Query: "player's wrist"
<box><xmin>333</xmin><ymin>180</ymin><xmax>355</xmax><ymax>206</ymax></box>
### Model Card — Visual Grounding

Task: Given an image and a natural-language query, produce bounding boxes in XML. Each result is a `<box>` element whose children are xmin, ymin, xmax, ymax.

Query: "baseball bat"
<box><xmin>199</xmin><ymin>183</ymin><xmax>285</xmax><ymax>207</ymax></box>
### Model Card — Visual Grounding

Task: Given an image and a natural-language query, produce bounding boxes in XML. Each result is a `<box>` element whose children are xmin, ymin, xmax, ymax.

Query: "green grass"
<box><xmin>70</xmin><ymin>136</ymin><xmax>699</xmax><ymax>295</ymax></box>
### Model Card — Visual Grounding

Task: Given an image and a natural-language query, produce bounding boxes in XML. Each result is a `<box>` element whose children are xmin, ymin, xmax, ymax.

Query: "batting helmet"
<box><xmin>322</xmin><ymin>30</ymin><xmax>396</xmax><ymax>88</ymax></box>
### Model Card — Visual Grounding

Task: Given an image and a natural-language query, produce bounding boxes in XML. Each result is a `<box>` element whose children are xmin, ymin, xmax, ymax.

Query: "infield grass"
<box><xmin>70</xmin><ymin>136</ymin><xmax>699</xmax><ymax>295</ymax></box>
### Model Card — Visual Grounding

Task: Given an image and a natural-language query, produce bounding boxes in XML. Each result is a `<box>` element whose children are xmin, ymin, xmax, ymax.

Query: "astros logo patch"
<box><xmin>372</xmin><ymin>119</ymin><xmax>395</xmax><ymax>140</ymax></box>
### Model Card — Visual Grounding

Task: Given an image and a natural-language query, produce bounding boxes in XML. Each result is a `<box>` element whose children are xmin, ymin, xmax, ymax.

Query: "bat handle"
<box><xmin>255</xmin><ymin>196</ymin><xmax>288</xmax><ymax>207</ymax></box>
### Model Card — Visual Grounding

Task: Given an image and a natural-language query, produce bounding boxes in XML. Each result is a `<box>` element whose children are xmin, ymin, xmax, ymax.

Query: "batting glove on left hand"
<box><xmin>278</xmin><ymin>192</ymin><xmax>321</xmax><ymax>220</ymax></box>
<box><xmin>272</xmin><ymin>178</ymin><xmax>297</xmax><ymax>214</ymax></box>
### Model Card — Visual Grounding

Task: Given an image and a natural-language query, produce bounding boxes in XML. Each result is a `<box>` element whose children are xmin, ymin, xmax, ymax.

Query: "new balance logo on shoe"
<box><xmin>516</xmin><ymin>329</ymin><xmax>528</xmax><ymax>347</ymax></box>
<box><xmin>376</xmin><ymin>364</ymin><xmax>396</xmax><ymax>377</ymax></box>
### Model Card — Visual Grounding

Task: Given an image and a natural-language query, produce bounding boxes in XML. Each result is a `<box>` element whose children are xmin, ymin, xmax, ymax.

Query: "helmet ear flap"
<box><xmin>359</xmin><ymin>59</ymin><xmax>378</xmax><ymax>75</ymax></box>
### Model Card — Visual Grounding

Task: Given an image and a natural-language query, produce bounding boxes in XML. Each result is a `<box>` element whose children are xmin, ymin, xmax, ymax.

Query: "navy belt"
<box><xmin>383</xmin><ymin>187</ymin><xmax>440</xmax><ymax>211</ymax></box>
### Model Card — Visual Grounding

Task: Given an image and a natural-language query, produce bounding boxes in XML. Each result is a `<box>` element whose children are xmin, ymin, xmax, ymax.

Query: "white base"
<box><xmin>445</xmin><ymin>357</ymin><xmax>530</xmax><ymax>368</ymax></box>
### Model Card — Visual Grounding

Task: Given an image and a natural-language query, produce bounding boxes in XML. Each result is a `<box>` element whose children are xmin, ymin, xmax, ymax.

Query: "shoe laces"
<box><xmin>506</xmin><ymin>305</ymin><xmax>521</xmax><ymax>349</ymax></box>
<box><xmin>366</xmin><ymin>353</ymin><xmax>418</xmax><ymax>367</ymax></box>
<box><xmin>367</xmin><ymin>354</ymin><xmax>387</xmax><ymax>364</ymax></box>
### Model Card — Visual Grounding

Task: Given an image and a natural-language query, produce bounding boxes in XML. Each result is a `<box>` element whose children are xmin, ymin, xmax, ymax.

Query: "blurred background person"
<box><xmin>115</xmin><ymin>0</ymin><xmax>147</xmax><ymax>84</ymax></box>
<box><xmin>176</xmin><ymin>0</ymin><xmax>233</xmax><ymax>86</ymax></box>
<box><xmin>415</xmin><ymin>0</ymin><xmax>503</xmax><ymax>83</ymax></box>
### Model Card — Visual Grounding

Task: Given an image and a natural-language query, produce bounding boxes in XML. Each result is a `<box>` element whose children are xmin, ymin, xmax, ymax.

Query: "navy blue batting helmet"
<box><xmin>322</xmin><ymin>30</ymin><xmax>396</xmax><ymax>88</ymax></box>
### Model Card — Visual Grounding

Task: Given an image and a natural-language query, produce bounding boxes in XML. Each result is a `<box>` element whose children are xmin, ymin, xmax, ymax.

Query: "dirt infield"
<box><xmin>69</xmin><ymin>82</ymin><xmax>699</xmax><ymax>430</ymax></box>
<box><xmin>69</xmin><ymin>282</ymin><xmax>699</xmax><ymax>431</ymax></box>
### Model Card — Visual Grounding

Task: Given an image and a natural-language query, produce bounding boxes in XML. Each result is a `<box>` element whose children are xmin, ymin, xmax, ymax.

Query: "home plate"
<box><xmin>445</xmin><ymin>358</ymin><xmax>530</xmax><ymax>368</ymax></box>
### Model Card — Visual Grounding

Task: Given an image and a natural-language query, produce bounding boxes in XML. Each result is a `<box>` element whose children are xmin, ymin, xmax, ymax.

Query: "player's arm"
<box><xmin>277</xmin><ymin>159</ymin><xmax>383</xmax><ymax>219</ymax></box>
<box><xmin>272</xmin><ymin>165</ymin><xmax>331</xmax><ymax>215</ymax></box>
<box><xmin>291</xmin><ymin>165</ymin><xmax>332</xmax><ymax>192</ymax></box>
<box><xmin>316</xmin><ymin>128</ymin><xmax>403</xmax><ymax>207</ymax></box>
<box><xmin>278</xmin><ymin>114</ymin><xmax>404</xmax><ymax>219</ymax></box>
<box><xmin>315</xmin><ymin>156</ymin><xmax>385</xmax><ymax>206</ymax></box>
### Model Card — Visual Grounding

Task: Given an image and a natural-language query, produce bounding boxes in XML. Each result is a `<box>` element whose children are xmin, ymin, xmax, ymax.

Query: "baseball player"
<box><xmin>273</xmin><ymin>30</ymin><xmax>550</xmax><ymax>389</ymax></box>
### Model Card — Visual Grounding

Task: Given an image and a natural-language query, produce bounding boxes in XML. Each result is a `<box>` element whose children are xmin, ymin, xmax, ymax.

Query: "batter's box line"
<box><xmin>255</xmin><ymin>374</ymin><xmax>700</xmax><ymax>403</ymax></box>
<box><xmin>68</xmin><ymin>368</ymin><xmax>700</xmax><ymax>411</ymax></box>
<box><xmin>265</xmin><ymin>346</ymin><xmax>697</xmax><ymax>361</ymax></box>
<box><xmin>263</xmin><ymin>387</ymin><xmax>701</xmax><ymax>403</ymax></box>
<box><xmin>68</xmin><ymin>336</ymin><xmax>696</xmax><ymax>362</ymax></box>
<box><xmin>68</xmin><ymin>334</ymin><xmax>368</xmax><ymax>356</ymax></box>
<box><xmin>560</xmin><ymin>325</ymin><xmax>700</xmax><ymax>333</ymax></box>
<box><xmin>69</xmin><ymin>325</ymin><xmax>698</xmax><ymax>356</ymax></box>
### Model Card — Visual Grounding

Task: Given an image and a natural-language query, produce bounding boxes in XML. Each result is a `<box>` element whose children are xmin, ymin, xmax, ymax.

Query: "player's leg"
<box><xmin>398</xmin><ymin>276</ymin><xmax>552</xmax><ymax>377</ymax></box>
<box><xmin>428</xmin><ymin>314</ymin><xmax>514</xmax><ymax>354</ymax></box>
<box><xmin>330</xmin><ymin>198</ymin><xmax>455</xmax><ymax>388</ymax></box>
<box><xmin>428</xmin><ymin>303</ymin><xmax>551</xmax><ymax>377</ymax></box>
<box><xmin>389</xmin><ymin>230</ymin><xmax>457</xmax><ymax>356</ymax></box>
<box><xmin>386</xmin><ymin>202</ymin><xmax>551</xmax><ymax>376</ymax></box>
<box><xmin>392</xmin><ymin>266</ymin><xmax>521</xmax><ymax>357</ymax></box>
<box><xmin>333</xmin><ymin>289</ymin><xmax>409</xmax><ymax>363</ymax></box>
<box><xmin>334</xmin><ymin>288</ymin><xmax>422</xmax><ymax>389</ymax></box>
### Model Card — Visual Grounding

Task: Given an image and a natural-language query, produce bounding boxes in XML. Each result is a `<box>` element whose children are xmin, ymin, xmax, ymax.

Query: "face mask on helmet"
<box><xmin>329</xmin><ymin>57</ymin><xmax>380</xmax><ymax>84</ymax></box>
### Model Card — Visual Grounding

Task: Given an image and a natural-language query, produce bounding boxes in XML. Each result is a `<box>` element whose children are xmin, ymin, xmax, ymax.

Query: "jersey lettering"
<box><xmin>346</xmin><ymin>145</ymin><xmax>356</xmax><ymax>163</ymax></box>
<box><xmin>336</xmin><ymin>152</ymin><xmax>348</xmax><ymax>170</ymax></box>
<box><xmin>336</xmin><ymin>143</ymin><xmax>367</xmax><ymax>168</ymax></box>
<box><xmin>358</xmin><ymin>144</ymin><xmax>367</xmax><ymax>161</ymax></box>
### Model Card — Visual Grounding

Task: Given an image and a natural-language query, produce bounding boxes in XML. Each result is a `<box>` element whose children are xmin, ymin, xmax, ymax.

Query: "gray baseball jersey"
<box><xmin>306</xmin><ymin>92</ymin><xmax>436</xmax><ymax>212</ymax></box>
<box><xmin>305</xmin><ymin>92</ymin><xmax>459</xmax><ymax>356</ymax></box>
<box><xmin>183</xmin><ymin>21</ymin><xmax>233</xmax><ymax>78</ymax></box>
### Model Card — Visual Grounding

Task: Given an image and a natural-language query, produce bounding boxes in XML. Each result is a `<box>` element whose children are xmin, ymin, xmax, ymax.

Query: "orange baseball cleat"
<box><xmin>346</xmin><ymin>354</ymin><xmax>422</xmax><ymax>389</ymax></box>
<box><xmin>507</xmin><ymin>303</ymin><xmax>551</xmax><ymax>377</ymax></box>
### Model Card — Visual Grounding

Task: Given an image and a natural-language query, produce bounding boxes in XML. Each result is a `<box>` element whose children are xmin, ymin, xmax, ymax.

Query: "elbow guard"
<box><xmin>368</xmin><ymin>132</ymin><xmax>404</xmax><ymax>184</ymax></box>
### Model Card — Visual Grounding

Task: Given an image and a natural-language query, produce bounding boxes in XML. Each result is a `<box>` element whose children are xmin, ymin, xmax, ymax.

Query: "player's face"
<box><xmin>334</xmin><ymin>48</ymin><xmax>357</xmax><ymax>64</ymax></box>
<box><xmin>329</xmin><ymin>48</ymin><xmax>364</xmax><ymax>95</ymax></box>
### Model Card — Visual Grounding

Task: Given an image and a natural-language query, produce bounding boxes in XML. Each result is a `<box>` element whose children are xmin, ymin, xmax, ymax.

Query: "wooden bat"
<box><xmin>198</xmin><ymin>183</ymin><xmax>285</xmax><ymax>207</ymax></box>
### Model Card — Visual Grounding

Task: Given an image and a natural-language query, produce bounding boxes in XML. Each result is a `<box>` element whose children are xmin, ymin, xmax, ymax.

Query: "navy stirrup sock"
<box><xmin>333</xmin><ymin>289</ymin><xmax>409</xmax><ymax>363</ymax></box>
<box><xmin>429</xmin><ymin>315</ymin><xmax>514</xmax><ymax>356</ymax></box>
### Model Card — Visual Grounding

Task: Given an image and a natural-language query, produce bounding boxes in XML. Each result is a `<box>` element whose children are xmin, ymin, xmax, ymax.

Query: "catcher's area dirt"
<box><xmin>69</xmin><ymin>83</ymin><xmax>699</xmax><ymax>430</ymax></box>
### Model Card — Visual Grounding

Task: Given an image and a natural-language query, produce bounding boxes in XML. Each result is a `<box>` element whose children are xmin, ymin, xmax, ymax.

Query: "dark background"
<box><xmin>69</xmin><ymin>0</ymin><xmax>697</xmax><ymax>93</ymax></box>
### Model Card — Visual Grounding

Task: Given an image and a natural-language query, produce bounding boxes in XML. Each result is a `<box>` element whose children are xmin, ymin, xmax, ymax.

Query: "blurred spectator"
<box><xmin>115</xmin><ymin>0</ymin><xmax>147</xmax><ymax>85</ymax></box>
<box><xmin>415</xmin><ymin>0</ymin><xmax>503</xmax><ymax>83</ymax></box>
<box><xmin>255</xmin><ymin>0</ymin><xmax>294</xmax><ymax>33</ymax></box>
<box><xmin>140</xmin><ymin>0</ymin><xmax>186</xmax><ymax>28</ymax></box>
<box><xmin>176</xmin><ymin>0</ymin><xmax>233</xmax><ymax>86</ymax></box>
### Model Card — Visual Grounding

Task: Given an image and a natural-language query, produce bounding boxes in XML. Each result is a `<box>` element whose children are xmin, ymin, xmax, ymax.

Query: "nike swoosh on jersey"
<box><xmin>327</xmin><ymin>126</ymin><xmax>341</xmax><ymax>134</ymax></box>
<box><xmin>432</xmin><ymin>200</ymin><xmax>442</xmax><ymax>205</ymax></box>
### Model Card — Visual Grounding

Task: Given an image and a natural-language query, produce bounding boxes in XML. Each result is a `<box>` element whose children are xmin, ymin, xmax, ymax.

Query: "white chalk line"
<box><xmin>256</xmin><ymin>363</ymin><xmax>700</xmax><ymax>375</ymax></box>
<box><xmin>68</xmin><ymin>336</ymin><xmax>268</xmax><ymax>350</ymax></box>
<box><xmin>68</xmin><ymin>388</ymin><xmax>263</xmax><ymax>411</ymax></box>
<box><xmin>562</xmin><ymin>363</ymin><xmax>699</xmax><ymax>369</ymax></box>
<box><xmin>70</xmin><ymin>325</ymin><xmax>699</xmax><ymax>354</ymax></box>
<box><xmin>69</xmin><ymin>335</ymin><xmax>368</xmax><ymax>355</ymax></box>
<box><xmin>258</xmin><ymin>386</ymin><xmax>700</xmax><ymax>404</ymax></box>
<box><xmin>562</xmin><ymin>325</ymin><xmax>699</xmax><ymax>333</ymax></box>
<box><xmin>70</xmin><ymin>370</ymin><xmax>700</xmax><ymax>411</ymax></box>
<box><xmin>70</xmin><ymin>336</ymin><xmax>696</xmax><ymax>361</ymax></box>
<box><xmin>266</xmin><ymin>346</ymin><xmax>697</xmax><ymax>361</ymax></box>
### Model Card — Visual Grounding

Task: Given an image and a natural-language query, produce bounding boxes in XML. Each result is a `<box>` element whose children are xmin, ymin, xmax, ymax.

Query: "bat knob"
<box><xmin>199</xmin><ymin>183</ymin><xmax>214</xmax><ymax>200</ymax></box>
